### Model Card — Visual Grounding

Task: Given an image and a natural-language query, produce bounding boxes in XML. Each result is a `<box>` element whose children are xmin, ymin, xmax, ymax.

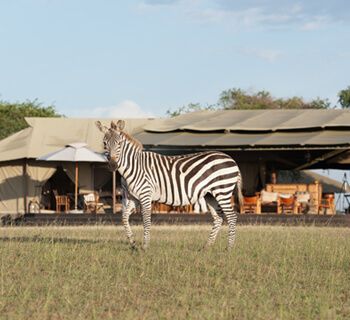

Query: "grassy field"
<box><xmin>1</xmin><ymin>225</ymin><xmax>350</xmax><ymax>320</ymax></box>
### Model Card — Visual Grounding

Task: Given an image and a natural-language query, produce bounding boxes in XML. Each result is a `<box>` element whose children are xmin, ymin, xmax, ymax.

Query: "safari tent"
<box><xmin>0</xmin><ymin>117</ymin><xmax>153</xmax><ymax>213</ymax></box>
<box><xmin>138</xmin><ymin>109</ymin><xmax>350</xmax><ymax>196</ymax></box>
<box><xmin>0</xmin><ymin>109</ymin><xmax>349</xmax><ymax>214</ymax></box>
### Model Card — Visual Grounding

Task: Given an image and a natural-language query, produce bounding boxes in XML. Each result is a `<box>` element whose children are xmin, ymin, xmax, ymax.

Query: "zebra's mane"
<box><xmin>122</xmin><ymin>131</ymin><xmax>143</xmax><ymax>151</ymax></box>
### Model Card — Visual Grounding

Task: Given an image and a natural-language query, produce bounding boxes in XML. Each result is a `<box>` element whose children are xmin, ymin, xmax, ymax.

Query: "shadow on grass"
<box><xmin>0</xmin><ymin>236</ymin><xmax>146</xmax><ymax>253</ymax></box>
<box><xmin>1</xmin><ymin>236</ymin><xmax>119</xmax><ymax>245</ymax></box>
<box><xmin>0</xmin><ymin>236</ymin><xmax>107</xmax><ymax>244</ymax></box>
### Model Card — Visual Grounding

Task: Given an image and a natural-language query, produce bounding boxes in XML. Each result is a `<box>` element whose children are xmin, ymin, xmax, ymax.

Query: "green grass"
<box><xmin>1</xmin><ymin>225</ymin><xmax>350</xmax><ymax>320</ymax></box>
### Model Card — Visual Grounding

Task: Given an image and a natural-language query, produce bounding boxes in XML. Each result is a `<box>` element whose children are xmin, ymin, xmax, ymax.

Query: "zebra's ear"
<box><xmin>111</xmin><ymin>121</ymin><xmax>117</xmax><ymax>130</ymax></box>
<box><xmin>111</xmin><ymin>120</ymin><xmax>125</xmax><ymax>131</ymax></box>
<box><xmin>116</xmin><ymin>120</ymin><xmax>125</xmax><ymax>131</ymax></box>
<box><xmin>95</xmin><ymin>121</ymin><xmax>108</xmax><ymax>133</ymax></box>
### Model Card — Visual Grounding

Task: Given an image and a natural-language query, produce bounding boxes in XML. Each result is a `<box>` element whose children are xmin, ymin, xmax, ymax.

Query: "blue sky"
<box><xmin>1</xmin><ymin>0</ymin><xmax>349</xmax><ymax>118</ymax></box>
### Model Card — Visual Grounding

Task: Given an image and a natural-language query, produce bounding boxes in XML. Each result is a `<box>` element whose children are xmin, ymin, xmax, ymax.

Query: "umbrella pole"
<box><xmin>75</xmin><ymin>162</ymin><xmax>78</xmax><ymax>211</ymax></box>
<box><xmin>112</xmin><ymin>170</ymin><xmax>116</xmax><ymax>214</ymax></box>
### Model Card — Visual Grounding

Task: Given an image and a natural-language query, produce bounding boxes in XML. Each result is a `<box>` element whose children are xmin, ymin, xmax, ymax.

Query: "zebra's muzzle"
<box><xmin>108</xmin><ymin>161</ymin><xmax>118</xmax><ymax>171</ymax></box>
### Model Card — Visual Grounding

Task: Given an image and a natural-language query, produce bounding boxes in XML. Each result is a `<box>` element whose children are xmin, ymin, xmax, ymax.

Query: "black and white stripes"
<box><xmin>97</xmin><ymin>120</ymin><xmax>243</xmax><ymax>250</ymax></box>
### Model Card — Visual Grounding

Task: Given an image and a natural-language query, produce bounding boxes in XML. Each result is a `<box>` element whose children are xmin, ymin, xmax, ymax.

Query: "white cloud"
<box><xmin>136</xmin><ymin>0</ymin><xmax>181</xmax><ymax>13</ymax></box>
<box><xmin>189</xmin><ymin>7</ymin><xmax>292</xmax><ymax>29</ymax></box>
<box><xmin>91</xmin><ymin>100</ymin><xmax>154</xmax><ymax>119</ymax></box>
<box><xmin>241</xmin><ymin>47</ymin><xmax>283</xmax><ymax>63</ymax></box>
<box><xmin>136</xmin><ymin>0</ymin><xmax>348</xmax><ymax>30</ymax></box>
<box><xmin>300</xmin><ymin>16</ymin><xmax>330</xmax><ymax>31</ymax></box>
<box><xmin>143</xmin><ymin>0</ymin><xmax>180</xmax><ymax>5</ymax></box>
<box><xmin>290</xmin><ymin>3</ymin><xmax>303</xmax><ymax>14</ymax></box>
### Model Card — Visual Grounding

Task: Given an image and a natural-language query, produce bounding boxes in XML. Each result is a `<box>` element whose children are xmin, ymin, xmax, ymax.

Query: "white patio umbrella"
<box><xmin>37</xmin><ymin>143</ymin><xmax>107</xmax><ymax>212</ymax></box>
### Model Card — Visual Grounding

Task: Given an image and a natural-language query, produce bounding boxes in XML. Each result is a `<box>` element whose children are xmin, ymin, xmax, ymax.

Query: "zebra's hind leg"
<box><xmin>122</xmin><ymin>199</ymin><xmax>137</xmax><ymax>249</ymax></box>
<box><xmin>204</xmin><ymin>195</ymin><xmax>224</xmax><ymax>248</ymax></box>
<box><xmin>216</xmin><ymin>196</ymin><xmax>238</xmax><ymax>250</ymax></box>
<box><xmin>140</xmin><ymin>197</ymin><xmax>152</xmax><ymax>250</ymax></box>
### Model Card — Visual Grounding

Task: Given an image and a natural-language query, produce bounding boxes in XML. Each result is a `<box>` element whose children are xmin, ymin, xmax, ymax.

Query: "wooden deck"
<box><xmin>2</xmin><ymin>212</ymin><xmax>350</xmax><ymax>227</ymax></box>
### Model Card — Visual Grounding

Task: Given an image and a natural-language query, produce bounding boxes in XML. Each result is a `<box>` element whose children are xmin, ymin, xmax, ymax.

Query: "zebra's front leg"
<box><xmin>140</xmin><ymin>197</ymin><xmax>152</xmax><ymax>250</ymax></box>
<box><xmin>122</xmin><ymin>199</ymin><xmax>137</xmax><ymax>248</ymax></box>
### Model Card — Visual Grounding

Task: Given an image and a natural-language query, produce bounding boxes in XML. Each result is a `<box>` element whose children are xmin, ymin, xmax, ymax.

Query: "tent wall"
<box><xmin>62</xmin><ymin>162</ymin><xmax>94</xmax><ymax>194</ymax></box>
<box><xmin>0</xmin><ymin>160</ymin><xmax>59</xmax><ymax>213</ymax></box>
<box><xmin>27</xmin><ymin>160</ymin><xmax>57</xmax><ymax>203</ymax></box>
<box><xmin>0</xmin><ymin>160</ymin><xmax>95</xmax><ymax>213</ymax></box>
<box><xmin>236</xmin><ymin>162</ymin><xmax>266</xmax><ymax>195</ymax></box>
<box><xmin>0</xmin><ymin>161</ymin><xmax>26</xmax><ymax>213</ymax></box>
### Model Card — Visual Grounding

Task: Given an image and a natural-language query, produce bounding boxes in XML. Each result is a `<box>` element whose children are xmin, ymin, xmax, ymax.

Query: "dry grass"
<box><xmin>1</xmin><ymin>225</ymin><xmax>350</xmax><ymax>319</ymax></box>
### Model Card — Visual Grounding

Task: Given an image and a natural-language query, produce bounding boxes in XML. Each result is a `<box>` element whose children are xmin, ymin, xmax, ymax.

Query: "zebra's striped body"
<box><xmin>97</xmin><ymin>120</ymin><xmax>243</xmax><ymax>250</ymax></box>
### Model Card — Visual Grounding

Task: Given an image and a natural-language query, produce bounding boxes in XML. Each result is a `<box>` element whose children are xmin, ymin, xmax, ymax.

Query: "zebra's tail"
<box><xmin>235</xmin><ymin>172</ymin><xmax>243</xmax><ymax>211</ymax></box>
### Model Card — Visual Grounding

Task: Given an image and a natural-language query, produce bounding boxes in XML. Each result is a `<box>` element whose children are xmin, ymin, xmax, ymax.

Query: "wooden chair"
<box><xmin>266</xmin><ymin>182</ymin><xmax>322</xmax><ymax>214</ymax></box>
<box><xmin>152</xmin><ymin>202</ymin><xmax>161</xmax><ymax>213</ymax></box>
<box><xmin>318</xmin><ymin>193</ymin><xmax>336</xmax><ymax>215</ymax></box>
<box><xmin>53</xmin><ymin>190</ymin><xmax>70</xmax><ymax>213</ymax></box>
<box><xmin>296</xmin><ymin>192</ymin><xmax>311</xmax><ymax>214</ymax></box>
<box><xmin>173</xmin><ymin>204</ymin><xmax>194</xmax><ymax>214</ymax></box>
<box><xmin>83</xmin><ymin>192</ymin><xmax>104</xmax><ymax>213</ymax></box>
<box><xmin>260</xmin><ymin>190</ymin><xmax>279</xmax><ymax>213</ymax></box>
<box><xmin>279</xmin><ymin>196</ymin><xmax>297</xmax><ymax>214</ymax></box>
<box><xmin>240</xmin><ymin>195</ymin><xmax>261</xmax><ymax>214</ymax></box>
<box><xmin>152</xmin><ymin>202</ymin><xmax>169</xmax><ymax>213</ymax></box>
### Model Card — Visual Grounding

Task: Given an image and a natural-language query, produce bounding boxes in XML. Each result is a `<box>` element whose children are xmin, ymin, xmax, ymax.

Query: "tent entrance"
<box><xmin>41</xmin><ymin>166</ymin><xmax>75</xmax><ymax>211</ymax></box>
<box><xmin>93</xmin><ymin>165</ymin><xmax>122</xmax><ymax>213</ymax></box>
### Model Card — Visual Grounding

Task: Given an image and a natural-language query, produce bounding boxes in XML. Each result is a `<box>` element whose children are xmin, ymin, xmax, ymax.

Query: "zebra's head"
<box><xmin>96</xmin><ymin>120</ymin><xmax>125</xmax><ymax>169</ymax></box>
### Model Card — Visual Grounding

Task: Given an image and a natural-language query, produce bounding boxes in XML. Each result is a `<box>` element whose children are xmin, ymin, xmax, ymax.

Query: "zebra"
<box><xmin>96</xmin><ymin>120</ymin><xmax>243</xmax><ymax>250</ymax></box>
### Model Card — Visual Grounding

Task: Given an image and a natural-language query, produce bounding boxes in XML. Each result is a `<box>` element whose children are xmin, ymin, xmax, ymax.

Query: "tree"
<box><xmin>219</xmin><ymin>89</ymin><xmax>278</xmax><ymax>109</ymax></box>
<box><xmin>308</xmin><ymin>97</ymin><xmax>331</xmax><ymax>109</ymax></box>
<box><xmin>166</xmin><ymin>88</ymin><xmax>331</xmax><ymax>117</ymax></box>
<box><xmin>166</xmin><ymin>102</ymin><xmax>215</xmax><ymax>118</ymax></box>
<box><xmin>338</xmin><ymin>86</ymin><xmax>350</xmax><ymax>109</ymax></box>
<box><xmin>0</xmin><ymin>99</ymin><xmax>62</xmax><ymax>139</ymax></box>
<box><xmin>219</xmin><ymin>88</ymin><xmax>330</xmax><ymax>110</ymax></box>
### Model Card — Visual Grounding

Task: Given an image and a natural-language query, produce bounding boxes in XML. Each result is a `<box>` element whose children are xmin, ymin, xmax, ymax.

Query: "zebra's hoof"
<box><xmin>130</xmin><ymin>242</ymin><xmax>138</xmax><ymax>251</ymax></box>
<box><xmin>141</xmin><ymin>244</ymin><xmax>149</xmax><ymax>251</ymax></box>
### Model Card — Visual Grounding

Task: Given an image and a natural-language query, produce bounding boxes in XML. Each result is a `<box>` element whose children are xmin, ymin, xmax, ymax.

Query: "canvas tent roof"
<box><xmin>139</xmin><ymin>110</ymin><xmax>350</xmax><ymax>169</ymax></box>
<box><xmin>135</xmin><ymin>130</ymin><xmax>350</xmax><ymax>148</ymax></box>
<box><xmin>137</xmin><ymin>110</ymin><xmax>350</xmax><ymax>157</ymax></box>
<box><xmin>143</xmin><ymin>109</ymin><xmax>350</xmax><ymax>133</ymax></box>
<box><xmin>0</xmin><ymin>117</ymin><xmax>155</xmax><ymax>162</ymax></box>
<box><xmin>0</xmin><ymin>110</ymin><xmax>349</xmax><ymax>162</ymax></box>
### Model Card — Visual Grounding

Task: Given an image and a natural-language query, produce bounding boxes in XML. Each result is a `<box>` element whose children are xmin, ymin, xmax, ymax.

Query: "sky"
<box><xmin>0</xmin><ymin>0</ymin><xmax>350</xmax><ymax>119</ymax></box>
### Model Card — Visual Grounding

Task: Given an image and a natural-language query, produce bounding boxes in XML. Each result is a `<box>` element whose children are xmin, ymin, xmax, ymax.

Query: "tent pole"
<box><xmin>75</xmin><ymin>162</ymin><xmax>78</xmax><ymax>211</ymax></box>
<box><xmin>23</xmin><ymin>159</ymin><xmax>28</xmax><ymax>214</ymax></box>
<box><xmin>112</xmin><ymin>170</ymin><xmax>116</xmax><ymax>214</ymax></box>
